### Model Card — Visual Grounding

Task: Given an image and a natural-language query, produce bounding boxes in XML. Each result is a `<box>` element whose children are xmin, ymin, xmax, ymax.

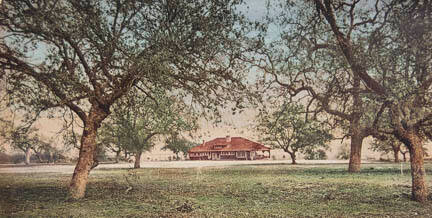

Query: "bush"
<box><xmin>0</xmin><ymin>152</ymin><xmax>12</xmax><ymax>164</ymax></box>
<box><xmin>9</xmin><ymin>153</ymin><xmax>46</xmax><ymax>164</ymax></box>
<box><xmin>11</xmin><ymin>153</ymin><xmax>25</xmax><ymax>164</ymax></box>
<box><xmin>304</xmin><ymin>149</ymin><xmax>328</xmax><ymax>160</ymax></box>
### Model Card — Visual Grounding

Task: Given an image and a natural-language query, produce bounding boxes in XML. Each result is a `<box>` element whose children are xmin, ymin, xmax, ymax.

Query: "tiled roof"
<box><xmin>189</xmin><ymin>137</ymin><xmax>270</xmax><ymax>152</ymax></box>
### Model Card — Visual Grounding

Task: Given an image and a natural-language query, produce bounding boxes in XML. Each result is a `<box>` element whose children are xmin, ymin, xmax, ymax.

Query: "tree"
<box><xmin>0</xmin><ymin>0</ymin><xmax>249</xmax><ymax>199</ymax></box>
<box><xmin>248</xmin><ymin>0</ymin><xmax>389</xmax><ymax>173</ymax></box>
<box><xmin>162</xmin><ymin>134</ymin><xmax>198</xmax><ymax>159</ymax></box>
<box><xmin>31</xmin><ymin>137</ymin><xmax>55</xmax><ymax>163</ymax></box>
<box><xmin>283</xmin><ymin>0</ymin><xmax>432</xmax><ymax>202</ymax></box>
<box><xmin>254</xmin><ymin>0</ymin><xmax>431</xmax><ymax>202</ymax></box>
<box><xmin>101</xmin><ymin>88</ymin><xmax>197</xmax><ymax>168</ymax></box>
<box><xmin>0</xmin><ymin>119</ymin><xmax>50</xmax><ymax>165</ymax></box>
<box><xmin>304</xmin><ymin>149</ymin><xmax>328</xmax><ymax>160</ymax></box>
<box><xmin>98</xmin><ymin>124</ymin><xmax>123</xmax><ymax>163</ymax></box>
<box><xmin>371</xmin><ymin>137</ymin><xmax>401</xmax><ymax>163</ymax></box>
<box><xmin>256</xmin><ymin>102</ymin><xmax>332</xmax><ymax>164</ymax></box>
<box><xmin>317</xmin><ymin>0</ymin><xmax>432</xmax><ymax>202</ymax></box>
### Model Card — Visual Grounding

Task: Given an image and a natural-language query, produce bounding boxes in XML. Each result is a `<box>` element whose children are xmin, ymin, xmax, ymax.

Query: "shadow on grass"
<box><xmin>0</xmin><ymin>185</ymin><xmax>68</xmax><ymax>215</ymax></box>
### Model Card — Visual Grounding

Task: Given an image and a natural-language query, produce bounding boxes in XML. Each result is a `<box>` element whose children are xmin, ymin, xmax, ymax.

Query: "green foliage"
<box><xmin>100</xmin><ymin>88</ymin><xmax>197</xmax><ymax>155</ymax></box>
<box><xmin>256</xmin><ymin>102</ymin><xmax>332</xmax><ymax>162</ymax></box>
<box><xmin>0</xmin><ymin>118</ymin><xmax>52</xmax><ymax>163</ymax></box>
<box><xmin>371</xmin><ymin>136</ymin><xmax>402</xmax><ymax>156</ymax></box>
<box><xmin>304</xmin><ymin>149</ymin><xmax>328</xmax><ymax>160</ymax></box>
<box><xmin>0</xmin><ymin>0</ymin><xmax>251</xmax><ymax>186</ymax></box>
<box><xmin>0</xmin><ymin>0</ymin><xmax>250</xmax><ymax>121</ymax></box>
<box><xmin>162</xmin><ymin>134</ymin><xmax>198</xmax><ymax>159</ymax></box>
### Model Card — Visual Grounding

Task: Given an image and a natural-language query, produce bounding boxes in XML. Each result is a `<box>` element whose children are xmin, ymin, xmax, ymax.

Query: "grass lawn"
<box><xmin>1</xmin><ymin>162</ymin><xmax>432</xmax><ymax>217</ymax></box>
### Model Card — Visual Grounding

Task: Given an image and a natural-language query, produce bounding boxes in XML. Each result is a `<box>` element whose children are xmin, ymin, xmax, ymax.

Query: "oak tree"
<box><xmin>273</xmin><ymin>0</ymin><xmax>432</xmax><ymax>202</ymax></box>
<box><xmin>0</xmin><ymin>0</ymin><xmax>248</xmax><ymax>199</ymax></box>
<box><xmin>256</xmin><ymin>102</ymin><xmax>332</xmax><ymax>164</ymax></box>
<box><xmin>249</xmin><ymin>0</ymin><xmax>388</xmax><ymax>173</ymax></box>
<box><xmin>102</xmin><ymin>88</ymin><xmax>197</xmax><ymax>168</ymax></box>
<box><xmin>255</xmin><ymin>0</ymin><xmax>431</xmax><ymax>201</ymax></box>
<box><xmin>162</xmin><ymin>133</ymin><xmax>198</xmax><ymax>159</ymax></box>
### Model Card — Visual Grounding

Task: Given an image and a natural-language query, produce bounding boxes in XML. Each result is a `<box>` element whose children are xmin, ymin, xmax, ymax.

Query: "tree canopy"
<box><xmin>162</xmin><ymin>133</ymin><xmax>198</xmax><ymax>159</ymax></box>
<box><xmin>256</xmin><ymin>102</ymin><xmax>332</xmax><ymax>164</ymax></box>
<box><xmin>100</xmin><ymin>87</ymin><xmax>197</xmax><ymax>168</ymax></box>
<box><xmin>0</xmin><ymin>0</ymin><xmax>250</xmax><ymax>199</ymax></box>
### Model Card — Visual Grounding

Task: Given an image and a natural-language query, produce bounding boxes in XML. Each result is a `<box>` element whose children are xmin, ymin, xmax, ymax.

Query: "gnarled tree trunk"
<box><xmin>403</xmin><ymin>131</ymin><xmax>428</xmax><ymax>202</ymax></box>
<box><xmin>69</xmin><ymin>106</ymin><xmax>108</xmax><ymax>199</ymax></box>
<box><xmin>395</xmin><ymin>126</ymin><xmax>428</xmax><ymax>202</ymax></box>
<box><xmin>134</xmin><ymin>151</ymin><xmax>142</xmax><ymax>169</ymax></box>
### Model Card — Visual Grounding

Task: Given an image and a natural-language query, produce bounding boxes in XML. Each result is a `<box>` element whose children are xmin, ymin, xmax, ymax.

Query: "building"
<box><xmin>188</xmin><ymin>136</ymin><xmax>271</xmax><ymax>160</ymax></box>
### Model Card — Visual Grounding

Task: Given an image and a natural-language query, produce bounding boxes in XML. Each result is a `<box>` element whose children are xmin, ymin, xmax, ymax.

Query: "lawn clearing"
<box><xmin>1</xmin><ymin>163</ymin><xmax>432</xmax><ymax>217</ymax></box>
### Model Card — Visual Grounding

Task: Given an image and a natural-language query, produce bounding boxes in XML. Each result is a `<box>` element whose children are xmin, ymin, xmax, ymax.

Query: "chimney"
<box><xmin>226</xmin><ymin>135</ymin><xmax>231</xmax><ymax>143</ymax></box>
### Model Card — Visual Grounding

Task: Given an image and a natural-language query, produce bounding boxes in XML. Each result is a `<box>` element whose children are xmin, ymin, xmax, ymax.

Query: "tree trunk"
<box><xmin>403</xmin><ymin>132</ymin><xmax>428</xmax><ymax>202</ymax></box>
<box><xmin>288</xmin><ymin>152</ymin><xmax>297</xmax><ymax>164</ymax></box>
<box><xmin>348</xmin><ymin>133</ymin><xmax>364</xmax><ymax>173</ymax></box>
<box><xmin>34</xmin><ymin>149</ymin><xmax>44</xmax><ymax>163</ymax></box>
<box><xmin>392</xmin><ymin>144</ymin><xmax>401</xmax><ymax>163</ymax></box>
<box><xmin>69</xmin><ymin>107</ymin><xmax>108</xmax><ymax>200</ymax></box>
<box><xmin>348</xmin><ymin>74</ymin><xmax>364</xmax><ymax>173</ymax></box>
<box><xmin>401</xmin><ymin>151</ymin><xmax>407</xmax><ymax>162</ymax></box>
<box><xmin>24</xmin><ymin>147</ymin><xmax>31</xmax><ymax>165</ymax></box>
<box><xmin>134</xmin><ymin>151</ymin><xmax>142</xmax><ymax>169</ymax></box>
<box><xmin>49</xmin><ymin>151</ymin><xmax>54</xmax><ymax>164</ymax></box>
<box><xmin>115</xmin><ymin>150</ymin><xmax>121</xmax><ymax>163</ymax></box>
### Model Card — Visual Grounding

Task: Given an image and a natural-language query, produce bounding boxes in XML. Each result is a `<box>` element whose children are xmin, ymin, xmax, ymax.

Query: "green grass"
<box><xmin>1</xmin><ymin>163</ymin><xmax>432</xmax><ymax>217</ymax></box>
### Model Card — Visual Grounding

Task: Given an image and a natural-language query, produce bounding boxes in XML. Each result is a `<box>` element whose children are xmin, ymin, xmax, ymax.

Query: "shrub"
<box><xmin>11</xmin><ymin>153</ymin><xmax>25</xmax><ymax>164</ymax></box>
<box><xmin>304</xmin><ymin>149</ymin><xmax>328</xmax><ymax>160</ymax></box>
<box><xmin>0</xmin><ymin>152</ymin><xmax>12</xmax><ymax>164</ymax></box>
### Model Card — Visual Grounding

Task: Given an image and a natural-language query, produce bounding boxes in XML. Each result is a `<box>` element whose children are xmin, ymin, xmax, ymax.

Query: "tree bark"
<box><xmin>134</xmin><ymin>151</ymin><xmax>142</xmax><ymax>169</ymax></box>
<box><xmin>69</xmin><ymin>106</ymin><xmax>108</xmax><ymax>199</ymax></box>
<box><xmin>288</xmin><ymin>152</ymin><xmax>297</xmax><ymax>164</ymax></box>
<box><xmin>24</xmin><ymin>147</ymin><xmax>31</xmax><ymax>165</ymax></box>
<box><xmin>348</xmin><ymin>73</ymin><xmax>365</xmax><ymax>173</ymax></box>
<box><xmin>403</xmin><ymin>132</ymin><xmax>428</xmax><ymax>202</ymax></box>
<box><xmin>348</xmin><ymin>133</ymin><xmax>364</xmax><ymax>173</ymax></box>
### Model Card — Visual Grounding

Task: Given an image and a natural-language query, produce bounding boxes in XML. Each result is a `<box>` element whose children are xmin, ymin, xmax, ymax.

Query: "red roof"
<box><xmin>189</xmin><ymin>137</ymin><xmax>270</xmax><ymax>152</ymax></box>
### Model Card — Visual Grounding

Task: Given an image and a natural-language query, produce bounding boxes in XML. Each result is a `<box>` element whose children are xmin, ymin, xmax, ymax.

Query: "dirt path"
<box><xmin>0</xmin><ymin>160</ymin><xmax>360</xmax><ymax>174</ymax></box>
